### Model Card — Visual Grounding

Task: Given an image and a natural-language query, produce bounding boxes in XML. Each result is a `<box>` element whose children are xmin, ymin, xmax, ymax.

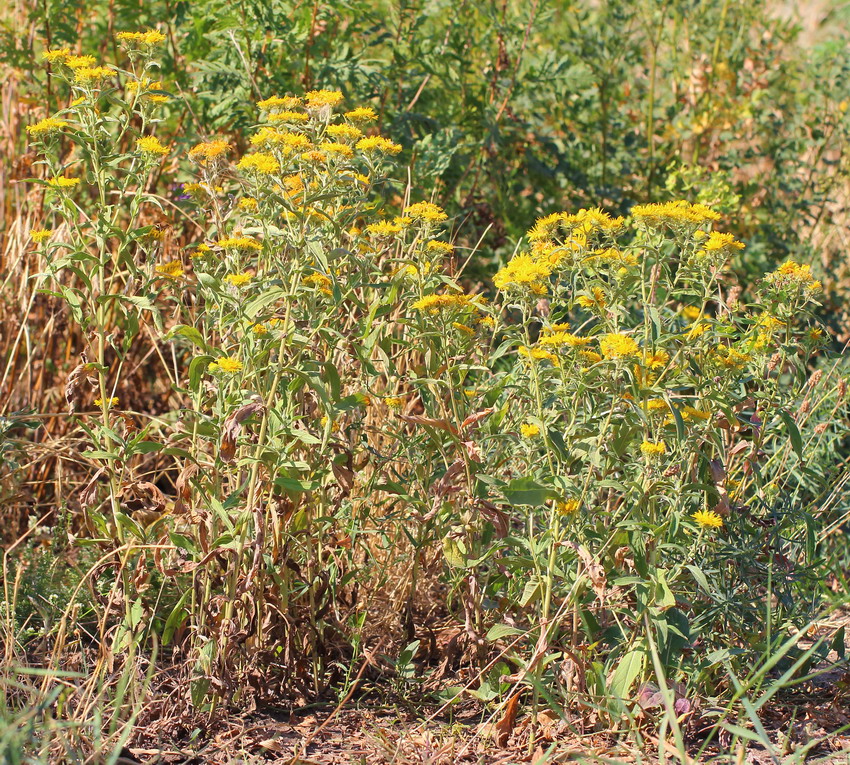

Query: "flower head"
<box><xmin>26</xmin><ymin>117</ymin><xmax>68</xmax><ymax>137</ymax></box>
<box><xmin>692</xmin><ymin>509</ymin><xmax>723</xmax><ymax>529</ymax></box>
<box><xmin>404</xmin><ymin>202</ymin><xmax>448</xmax><ymax>223</ymax></box>
<box><xmin>155</xmin><ymin>260</ymin><xmax>184</xmax><ymax>279</ymax></box>
<box><xmin>209</xmin><ymin>356</ymin><xmax>243</xmax><ymax>374</ymax></box>
<box><xmin>600</xmin><ymin>333</ymin><xmax>640</xmax><ymax>360</ymax></box>
<box><xmin>188</xmin><ymin>140</ymin><xmax>230</xmax><ymax>164</ymax></box>
<box><xmin>345</xmin><ymin>107</ymin><xmax>378</xmax><ymax>122</ymax></box>
<box><xmin>136</xmin><ymin>135</ymin><xmax>169</xmax><ymax>156</ymax></box>
<box><xmin>224</xmin><ymin>272</ymin><xmax>253</xmax><ymax>287</ymax></box>
<box><xmin>237</xmin><ymin>152</ymin><xmax>280</xmax><ymax>175</ymax></box>
<box><xmin>356</xmin><ymin>135</ymin><xmax>402</xmax><ymax>155</ymax></box>
<box><xmin>640</xmin><ymin>440</ymin><xmax>667</xmax><ymax>458</ymax></box>
<box><xmin>520</xmin><ymin>423</ymin><xmax>540</xmax><ymax>438</ymax></box>
<box><xmin>30</xmin><ymin>228</ymin><xmax>52</xmax><ymax>243</ymax></box>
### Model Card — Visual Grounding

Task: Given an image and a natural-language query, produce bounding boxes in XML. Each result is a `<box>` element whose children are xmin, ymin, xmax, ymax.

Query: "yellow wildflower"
<box><xmin>692</xmin><ymin>509</ymin><xmax>723</xmax><ymax>529</ymax></box>
<box><xmin>632</xmin><ymin>200</ymin><xmax>721</xmax><ymax>226</ymax></box>
<box><xmin>556</xmin><ymin>499</ymin><xmax>581</xmax><ymax>515</ymax></box>
<box><xmin>237</xmin><ymin>152</ymin><xmax>280</xmax><ymax>175</ymax></box>
<box><xmin>155</xmin><ymin>260</ymin><xmax>184</xmax><ymax>279</ymax></box>
<box><xmin>136</xmin><ymin>135</ymin><xmax>169</xmax><ymax>156</ymax></box>
<box><xmin>26</xmin><ymin>117</ymin><xmax>68</xmax><ymax>137</ymax></box>
<box><xmin>238</xmin><ymin>197</ymin><xmax>259</xmax><ymax>212</ymax></box>
<box><xmin>356</xmin><ymin>135</ymin><xmax>402</xmax><ymax>154</ymax></box>
<box><xmin>65</xmin><ymin>54</ymin><xmax>97</xmax><ymax>70</ymax></box>
<box><xmin>366</xmin><ymin>221</ymin><xmax>403</xmax><ymax>238</ymax></box>
<box><xmin>209</xmin><ymin>357</ymin><xmax>242</xmax><ymax>374</ymax></box>
<box><xmin>326</xmin><ymin>123</ymin><xmax>363</xmax><ymax>141</ymax></box>
<box><xmin>42</xmin><ymin>48</ymin><xmax>71</xmax><ymax>64</ymax></box>
<box><xmin>47</xmin><ymin>176</ymin><xmax>80</xmax><ymax>189</ymax></box>
<box><xmin>73</xmin><ymin>66</ymin><xmax>113</xmax><ymax>84</ymax></box>
<box><xmin>412</xmin><ymin>293</ymin><xmax>477</xmax><ymax>314</ymax></box>
<box><xmin>599</xmin><ymin>333</ymin><xmax>640</xmax><ymax>360</ymax></box>
<box><xmin>320</xmin><ymin>141</ymin><xmax>354</xmax><ymax>157</ymax></box>
<box><xmin>640</xmin><ymin>440</ymin><xmax>666</xmax><ymax>458</ymax></box>
<box><xmin>30</xmin><ymin>229</ymin><xmax>52</xmax><ymax>243</ymax></box>
<box><xmin>116</xmin><ymin>30</ymin><xmax>166</xmax><ymax>46</ymax></box>
<box><xmin>404</xmin><ymin>201</ymin><xmax>448</xmax><ymax>223</ymax></box>
<box><xmin>305</xmin><ymin>89</ymin><xmax>344</xmax><ymax>108</ymax></box>
<box><xmin>224</xmin><ymin>272</ymin><xmax>253</xmax><ymax>287</ymax></box>
<box><xmin>257</xmin><ymin>95</ymin><xmax>302</xmax><ymax>112</ymax></box>
<box><xmin>94</xmin><ymin>397</ymin><xmax>120</xmax><ymax>408</ymax></box>
<box><xmin>217</xmin><ymin>236</ymin><xmax>262</xmax><ymax>251</ymax></box>
<box><xmin>426</xmin><ymin>240</ymin><xmax>454</xmax><ymax>255</ymax></box>
<box><xmin>520</xmin><ymin>423</ymin><xmax>540</xmax><ymax>438</ymax></box>
<box><xmin>345</xmin><ymin>107</ymin><xmax>378</xmax><ymax>122</ymax></box>
<box><xmin>576</xmin><ymin>286</ymin><xmax>607</xmax><ymax>311</ymax></box>
<box><xmin>188</xmin><ymin>140</ymin><xmax>230</xmax><ymax>164</ymax></box>
<box><xmin>493</xmin><ymin>253</ymin><xmax>551</xmax><ymax>292</ymax></box>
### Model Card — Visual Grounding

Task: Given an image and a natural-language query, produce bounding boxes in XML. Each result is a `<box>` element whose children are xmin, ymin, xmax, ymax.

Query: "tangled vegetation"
<box><xmin>3</xmin><ymin>2</ymin><xmax>850</xmax><ymax>763</ymax></box>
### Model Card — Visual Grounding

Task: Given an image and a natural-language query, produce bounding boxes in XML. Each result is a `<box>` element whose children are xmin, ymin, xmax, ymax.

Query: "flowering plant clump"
<box><xmin>20</xmin><ymin>35</ymin><xmax>850</xmax><ymax>747</ymax></box>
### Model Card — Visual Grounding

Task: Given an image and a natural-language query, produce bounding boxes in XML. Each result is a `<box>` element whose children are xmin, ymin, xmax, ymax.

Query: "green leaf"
<box><xmin>778</xmin><ymin>409</ymin><xmax>804</xmax><ymax>459</ymax></box>
<box><xmin>503</xmin><ymin>477</ymin><xmax>556</xmax><ymax>507</ymax></box>
<box><xmin>162</xmin><ymin>589</ymin><xmax>192</xmax><ymax>646</ymax></box>
<box><xmin>165</xmin><ymin>324</ymin><xmax>208</xmax><ymax>352</ymax></box>
<box><xmin>609</xmin><ymin>648</ymin><xmax>645</xmax><ymax>701</ymax></box>
<box><xmin>486</xmin><ymin>623</ymin><xmax>523</xmax><ymax>642</ymax></box>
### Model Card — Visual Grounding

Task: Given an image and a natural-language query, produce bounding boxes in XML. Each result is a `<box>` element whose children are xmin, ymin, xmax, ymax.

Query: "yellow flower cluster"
<box><xmin>518</xmin><ymin>346</ymin><xmax>560</xmax><ymax>366</ymax></box>
<box><xmin>494</xmin><ymin>253</ymin><xmax>552</xmax><ymax>293</ymax></box>
<box><xmin>188</xmin><ymin>140</ymin><xmax>230</xmax><ymax>164</ymax></box>
<box><xmin>345</xmin><ymin>107</ymin><xmax>378</xmax><ymax>122</ymax></box>
<box><xmin>404</xmin><ymin>202</ymin><xmax>448</xmax><ymax>223</ymax></box>
<box><xmin>48</xmin><ymin>176</ymin><xmax>80</xmax><ymax>189</ymax></box>
<box><xmin>305</xmin><ymin>89</ymin><xmax>344</xmax><ymax>108</ymax></box>
<box><xmin>217</xmin><ymin>236</ymin><xmax>262</xmax><ymax>251</ymax></box>
<box><xmin>26</xmin><ymin>118</ymin><xmax>68</xmax><ymax>137</ymax></box>
<box><xmin>640</xmin><ymin>440</ymin><xmax>667</xmax><ymax>458</ymax></box>
<box><xmin>224</xmin><ymin>272</ymin><xmax>253</xmax><ymax>287</ymax></box>
<box><xmin>356</xmin><ymin>136</ymin><xmax>402</xmax><ymax>155</ymax></box>
<box><xmin>155</xmin><ymin>261</ymin><xmax>184</xmax><ymax>279</ymax></box>
<box><xmin>599</xmin><ymin>333</ymin><xmax>640</xmax><ymax>360</ymax></box>
<box><xmin>632</xmin><ymin>200</ymin><xmax>721</xmax><ymax>226</ymax></box>
<box><xmin>556</xmin><ymin>499</ymin><xmax>581</xmax><ymax>515</ymax></box>
<box><xmin>765</xmin><ymin>261</ymin><xmax>822</xmax><ymax>293</ymax></box>
<box><xmin>411</xmin><ymin>293</ymin><xmax>474</xmax><ymax>313</ymax></box>
<box><xmin>116</xmin><ymin>30</ymin><xmax>166</xmax><ymax>46</ymax></box>
<box><xmin>237</xmin><ymin>152</ymin><xmax>281</xmax><ymax>175</ymax></box>
<box><xmin>127</xmin><ymin>78</ymin><xmax>168</xmax><ymax>103</ymax></box>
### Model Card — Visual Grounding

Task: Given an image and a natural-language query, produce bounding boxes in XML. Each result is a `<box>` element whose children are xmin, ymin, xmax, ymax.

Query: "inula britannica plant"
<box><xmin>6</xmin><ymin>28</ymin><xmax>850</xmax><ymax>761</ymax></box>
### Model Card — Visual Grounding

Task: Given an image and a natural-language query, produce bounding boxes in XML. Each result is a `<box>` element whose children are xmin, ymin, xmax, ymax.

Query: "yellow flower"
<box><xmin>681</xmin><ymin>305</ymin><xmax>701</xmax><ymax>322</ymax></box>
<box><xmin>538</xmin><ymin>331</ymin><xmax>593</xmax><ymax>349</ymax></box>
<box><xmin>41</xmin><ymin>48</ymin><xmax>71</xmax><ymax>64</ymax></box>
<box><xmin>426</xmin><ymin>240</ymin><xmax>454</xmax><ymax>255</ymax></box>
<box><xmin>579</xmin><ymin>350</ymin><xmax>603</xmax><ymax>365</ymax></box>
<box><xmin>642</xmin><ymin>350</ymin><xmax>670</xmax><ymax>370</ymax></box>
<box><xmin>47</xmin><ymin>176</ymin><xmax>80</xmax><ymax>189</ymax></box>
<box><xmin>257</xmin><ymin>95</ymin><xmax>302</xmax><ymax>112</ymax></box>
<box><xmin>520</xmin><ymin>423</ymin><xmax>540</xmax><ymax>438</ymax></box>
<box><xmin>517</xmin><ymin>346</ymin><xmax>561</xmax><ymax>367</ymax></box>
<box><xmin>702</xmin><ymin>231</ymin><xmax>745</xmax><ymax>254</ymax></box>
<box><xmin>385</xmin><ymin>396</ymin><xmax>405</xmax><ymax>410</ymax></box>
<box><xmin>527</xmin><ymin>212</ymin><xmax>563</xmax><ymax>243</ymax></box>
<box><xmin>576</xmin><ymin>286</ymin><xmax>607</xmax><ymax>311</ymax></box>
<box><xmin>452</xmin><ymin>322</ymin><xmax>475</xmax><ymax>335</ymax></box>
<box><xmin>712</xmin><ymin>345</ymin><xmax>750</xmax><ymax>370</ymax></box>
<box><xmin>345</xmin><ymin>107</ymin><xmax>378</xmax><ymax>122</ymax></box>
<box><xmin>493</xmin><ymin>253</ymin><xmax>552</xmax><ymax>292</ymax></box>
<box><xmin>412</xmin><ymin>293</ymin><xmax>474</xmax><ymax>313</ymax></box>
<box><xmin>268</xmin><ymin>111</ymin><xmax>309</xmax><ymax>124</ymax></box>
<box><xmin>692</xmin><ymin>509</ymin><xmax>723</xmax><ymax>529</ymax></box>
<box><xmin>65</xmin><ymin>54</ymin><xmax>97</xmax><ymax>70</ymax></box>
<box><xmin>681</xmin><ymin>406</ymin><xmax>711</xmax><ymax>422</ymax></box>
<box><xmin>631</xmin><ymin>200</ymin><xmax>721</xmax><ymax>226</ymax></box>
<box><xmin>556</xmin><ymin>499</ymin><xmax>581</xmax><ymax>515</ymax></box>
<box><xmin>366</xmin><ymin>221</ymin><xmax>403</xmax><ymax>238</ymax></box>
<box><xmin>404</xmin><ymin>202</ymin><xmax>448</xmax><ymax>223</ymax></box>
<box><xmin>116</xmin><ymin>30</ymin><xmax>166</xmax><ymax>46</ymax></box>
<box><xmin>94</xmin><ymin>397</ymin><xmax>120</xmax><ymax>408</ymax></box>
<box><xmin>640</xmin><ymin>440</ymin><xmax>666</xmax><ymax>458</ymax></box>
<box><xmin>224</xmin><ymin>272</ymin><xmax>253</xmax><ymax>287</ymax></box>
<box><xmin>155</xmin><ymin>260</ymin><xmax>184</xmax><ymax>279</ymax></box>
<box><xmin>26</xmin><ymin>117</ymin><xmax>68</xmax><ymax>137</ymax></box>
<box><xmin>73</xmin><ymin>66</ymin><xmax>113</xmax><ymax>84</ymax></box>
<box><xmin>136</xmin><ymin>135</ymin><xmax>169</xmax><ymax>156</ymax></box>
<box><xmin>188</xmin><ymin>140</ymin><xmax>230</xmax><ymax>164</ymax></box>
<box><xmin>320</xmin><ymin>141</ymin><xmax>354</xmax><ymax>157</ymax></box>
<box><xmin>30</xmin><ymin>229</ymin><xmax>52</xmax><ymax>244</ymax></box>
<box><xmin>191</xmin><ymin>243</ymin><xmax>213</xmax><ymax>258</ymax></box>
<box><xmin>237</xmin><ymin>152</ymin><xmax>281</xmax><ymax>175</ymax></box>
<box><xmin>356</xmin><ymin>135</ymin><xmax>402</xmax><ymax>154</ymax></box>
<box><xmin>209</xmin><ymin>356</ymin><xmax>242</xmax><ymax>374</ymax></box>
<box><xmin>217</xmin><ymin>235</ymin><xmax>262</xmax><ymax>250</ymax></box>
<box><xmin>303</xmin><ymin>272</ymin><xmax>332</xmax><ymax>290</ymax></box>
<box><xmin>599</xmin><ymin>333</ymin><xmax>640</xmax><ymax>360</ymax></box>
<box><xmin>305</xmin><ymin>89</ymin><xmax>344</xmax><ymax>108</ymax></box>
<box><xmin>326</xmin><ymin>123</ymin><xmax>363</xmax><ymax>141</ymax></box>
